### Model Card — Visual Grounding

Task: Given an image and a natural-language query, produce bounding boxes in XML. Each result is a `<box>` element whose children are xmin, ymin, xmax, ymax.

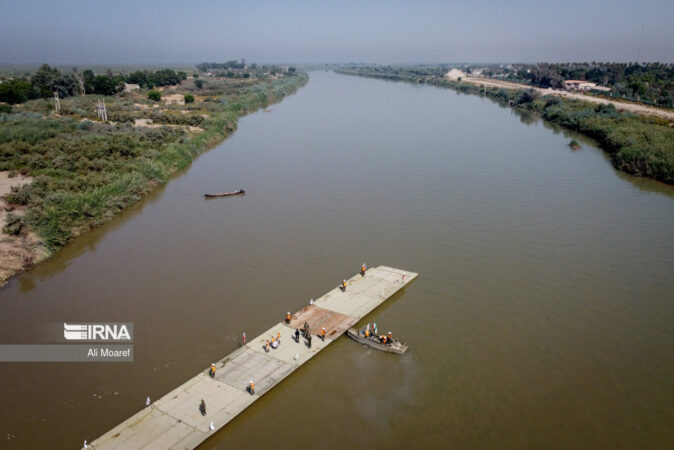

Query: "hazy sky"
<box><xmin>0</xmin><ymin>0</ymin><xmax>672</xmax><ymax>65</ymax></box>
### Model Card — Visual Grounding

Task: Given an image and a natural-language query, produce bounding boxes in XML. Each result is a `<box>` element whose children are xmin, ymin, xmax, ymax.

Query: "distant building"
<box><xmin>445</xmin><ymin>69</ymin><xmax>466</xmax><ymax>80</ymax></box>
<box><xmin>564</xmin><ymin>80</ymin><xmax>610</xmax><ymax>92</ymax></box>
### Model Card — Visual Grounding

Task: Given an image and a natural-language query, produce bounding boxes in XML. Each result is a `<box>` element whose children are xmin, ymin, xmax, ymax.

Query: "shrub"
<box><xmin>184</xmin><ymin>94</ymin><xmax>195</xmax><ymax>104</ymax></box>
<box><xmin>148</xmin><ymin>90</ymin><xmax>161</xmax><ymax>101</ymax></box>
<box><xmin>545</xmin><ymin>96</ymin><xmax>563</xmax><ymax>107</ymax></box>
<box><xmin>3</xmin><ymin>213</ymin><xmax>24</xmax><ymax>235</ymax></box>
<box><xmin>77</xmin><ymin>120</ymin><xmax>93</xmax><ymax>131</ymax></box>
<box><xmin>5</xmin><ymin>184</ymin><xmax>32</xmax><ymax>205</ymax></box>
<box><xmin>194</xmin><ymin>79</ymin><xmax>204</xmax><ymax>89</ymax></box>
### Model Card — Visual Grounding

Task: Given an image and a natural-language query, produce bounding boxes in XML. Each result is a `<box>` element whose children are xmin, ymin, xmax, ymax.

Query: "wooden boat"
<box><xmin>204</xmin><ymin>189</ymin><xmax>245</xmax><ymax>198</ymax></box>
<box><xmin>347</xmin><ymin>328</ymin><xmax>408</xmax><ymax>354</ymax></box>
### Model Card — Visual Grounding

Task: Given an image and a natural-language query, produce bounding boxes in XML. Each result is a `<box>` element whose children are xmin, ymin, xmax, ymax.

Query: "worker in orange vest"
<box><xmin>364</xmin><ymin>329</ymin><xmax>370</xmax><ymax>338</ymax></box>
<box><xmin>320</xmin><ymin>327</ymin><xmax>326</xmax><ymax>341</ymax></box>
<box><xmin>248</xmin><ymin>380</ymin><xmax>255</xmax><ymax>395</ymax></box>
<box><xmin>387</xmin><ymin>331</ymin><xmax>393</xmax><ymax>344</ymax></box>
<box><xmin>285</xmin><ymin>312</ymin><xmax>291</xmax><ymax>324</ymax></box>
<box><xmin>361</xmin><ymin>263</ymin><xmax>367</xmax><ymax>275</ymax></box>
<box><xmin>209</xmin><ymin>363</ymin><xmax>216</xmax><ymax>378</ymax></box>
<box><xmin>276</xmin><ymin>331</ymin><xmax>282</xmax><ymax>343</ymax></box>
<box><xmin>342</xmin><ymin>279</ymin><xmax>347</xmax><ymax>291</ymax></box>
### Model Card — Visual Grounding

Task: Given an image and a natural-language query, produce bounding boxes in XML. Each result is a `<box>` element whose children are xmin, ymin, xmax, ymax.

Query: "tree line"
<box><xmin>472</xmin><ymin>62</ymin><xmax>673</xmax><ymax>107</ymax></box>
<box><xmin>197</xmin><ymin>60</ymin><xmax>245</xmax><ymax>72</ymax></box>
<box><xmin>0</xmin><ymin>64</ymin><xmax>188</xmax><ymax>105</ymax></box>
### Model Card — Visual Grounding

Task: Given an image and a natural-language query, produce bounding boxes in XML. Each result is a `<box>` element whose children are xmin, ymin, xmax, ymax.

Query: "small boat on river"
<box><xmin>204</xmin><ymin>189</ymin><xmax>245</xmax><ymax>198</ymax></box>
<box><xmin>347</xmin><ymin>328</ymin><xmax>408</xmax><ymax>354</ymax></box>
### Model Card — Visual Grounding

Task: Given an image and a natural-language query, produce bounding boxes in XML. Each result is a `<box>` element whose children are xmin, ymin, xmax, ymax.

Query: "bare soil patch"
<box><xmin>163</xmin><ymin>94</ymin><xmax>185</xmax><ymax>105</ymax></box>
<box><xmin>134</xmin><ymin>118</ymin><xmax>203</xmax><ymax>133</ymax></box>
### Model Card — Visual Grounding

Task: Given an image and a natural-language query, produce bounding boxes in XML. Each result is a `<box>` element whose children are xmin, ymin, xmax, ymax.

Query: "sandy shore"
<box><xmin>461</xmin><ymin>76</ymin><xmax>674</xmax><ymax>121</ymax></box>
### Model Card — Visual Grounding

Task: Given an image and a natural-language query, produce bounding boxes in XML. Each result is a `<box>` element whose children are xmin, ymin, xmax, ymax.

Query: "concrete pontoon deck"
<box><xmin>87</xmin><ymin>266</ymin><xmax>417</xmax><ymax>449</ymax></box>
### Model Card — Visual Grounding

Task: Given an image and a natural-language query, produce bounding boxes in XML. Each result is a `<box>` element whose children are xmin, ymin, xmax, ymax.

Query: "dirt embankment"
<box><xmin>461</xmin><ymin>77</ymin><xmax>674</xmax><ymax>121</ymax></box>
<box><xmin>0</xmin><ymin>172</ymin><xmax>47</xmax><ymax>285</ymax></box>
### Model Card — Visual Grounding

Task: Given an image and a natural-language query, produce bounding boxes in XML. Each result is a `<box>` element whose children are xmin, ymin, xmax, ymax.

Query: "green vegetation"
<box><xmin>125</xmin><ymin>69</ymin><xmax>187</xmax><ymax>88</ymax></box>
<box><xmin>1</xmin><ymin>68</ymin><xmax>308</xmax><ymax>256</ymax></box>
<box><xmin>569</xmin><ymin>139</ymin><xmax>580</xmax><ymax>149</ymax></box>
<box><xmin>195</xmin><ymin>61</ymin><xmax>297</xmax><ymax>81</ymax></box>
<box><xmin>336</xmin><ymin>66</ymin><xmax>674</xmax><ymax>184</ymax></box>
<box><xmin>0</xmin><ymin>65</ymin><xmax>190</xmax><ymax>103</ymax></box>
<box><xmin>148</xmin><ymin>90</ymin><xmax>161</xmax><ymax>101</ymax></box>
<box><xmin>0</xmin><ymin>64</ymin><xmax>82</xmax><ymax>103</ymax></box>
<box><xmin>0</xmin><ymin>79</ymin><xmax>35</xmax><ymax>104</ymax></box>
<box><xmin>184</xmin><ymin>94</ymin><xmax>195</xmax><ymax>104</ymax></box>
<box><xmin>197</xmin><ymin>60</ymin><xmax>246</xmax><ymax>71</ymax></box>
<box><xmin>337</xmin><ymin>62</ymin><xmax>673</xmax><ymax>107</ymax></box>
<box><xmin>462</xmin><ymin>62</ymin><xmax>673</xmax><ymax>107</ymax></box>
<box><xmin>3</xmin><ymin>212</ymin><xmax>24</xmax><ymax>235</ymax></box>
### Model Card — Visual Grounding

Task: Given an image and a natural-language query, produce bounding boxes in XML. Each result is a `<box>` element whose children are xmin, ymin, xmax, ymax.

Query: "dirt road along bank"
<box><xmin>461</xmin><ymin>77</ymin><xmax>674</xmax><ymax>121</ymax></box>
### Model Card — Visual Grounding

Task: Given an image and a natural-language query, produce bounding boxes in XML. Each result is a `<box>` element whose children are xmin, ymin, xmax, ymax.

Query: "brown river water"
<box><xmin>0</xmin><ymin>71</ymin><xmax>673</xmax><ymax>449</ymax></box>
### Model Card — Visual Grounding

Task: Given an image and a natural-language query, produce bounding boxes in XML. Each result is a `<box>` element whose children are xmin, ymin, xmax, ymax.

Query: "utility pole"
<box><xmin>96</xmin><ymin>99</ymin><xmax>108</xmax><ymax>121</ymax></box>
<box><xmin>53</xmin><ymin>91</ymin><xmax>60</xmax><ymax>113</ymax></box>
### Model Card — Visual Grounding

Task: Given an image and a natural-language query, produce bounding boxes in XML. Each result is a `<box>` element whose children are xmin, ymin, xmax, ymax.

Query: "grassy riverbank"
<box><xmin>336</xmin><ymin>67</ymin><xmax>674</xmax><ymax>185</ymax></box>
<box><xmin>0</xmin><ymin>72</ymin><xmax>308</xmax><ymax>283</ymax></box>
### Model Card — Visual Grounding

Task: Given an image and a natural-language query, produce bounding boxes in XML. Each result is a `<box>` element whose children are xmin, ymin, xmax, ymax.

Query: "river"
<box><xmin>1</xmin><ymin>71</ymin><xmax>672</xmax><ymax>449</ymax></box>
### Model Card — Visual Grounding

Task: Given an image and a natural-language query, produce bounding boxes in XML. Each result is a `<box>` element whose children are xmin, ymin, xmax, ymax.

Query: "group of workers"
<box><xmin>200</xmin><ymin>264</ymin><xmax>372</xmax><ymax>414</ymax></box>
<box><xmin>361</xmin><ymin>328</ymin><xmax>394</xmax><ymax>345</ymax></box>
<box><xmin>302</xmin><ymin>321</ymin><xmax>312</xmax><ymax>347</ymax></box>
<box><xmin>264</xmin><ymin>332</ymin><xmax>283</xmax><ymax>352</ymax></box>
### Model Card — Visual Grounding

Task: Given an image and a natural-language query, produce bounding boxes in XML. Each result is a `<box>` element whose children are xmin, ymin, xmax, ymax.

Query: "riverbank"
<box><xmin>335</xmin><ymin>67</ymin><xmax>673</xmax><ymax>185</ymax></box>
<box><xmin>459</xmin><ymin>76</ymin><xmax>674</xmax><ymax>121</ymax></box>
<box><xmin>0</xmin><ymin>72</ymin><xmax>308</xmax><ymax>285</ymax></box>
